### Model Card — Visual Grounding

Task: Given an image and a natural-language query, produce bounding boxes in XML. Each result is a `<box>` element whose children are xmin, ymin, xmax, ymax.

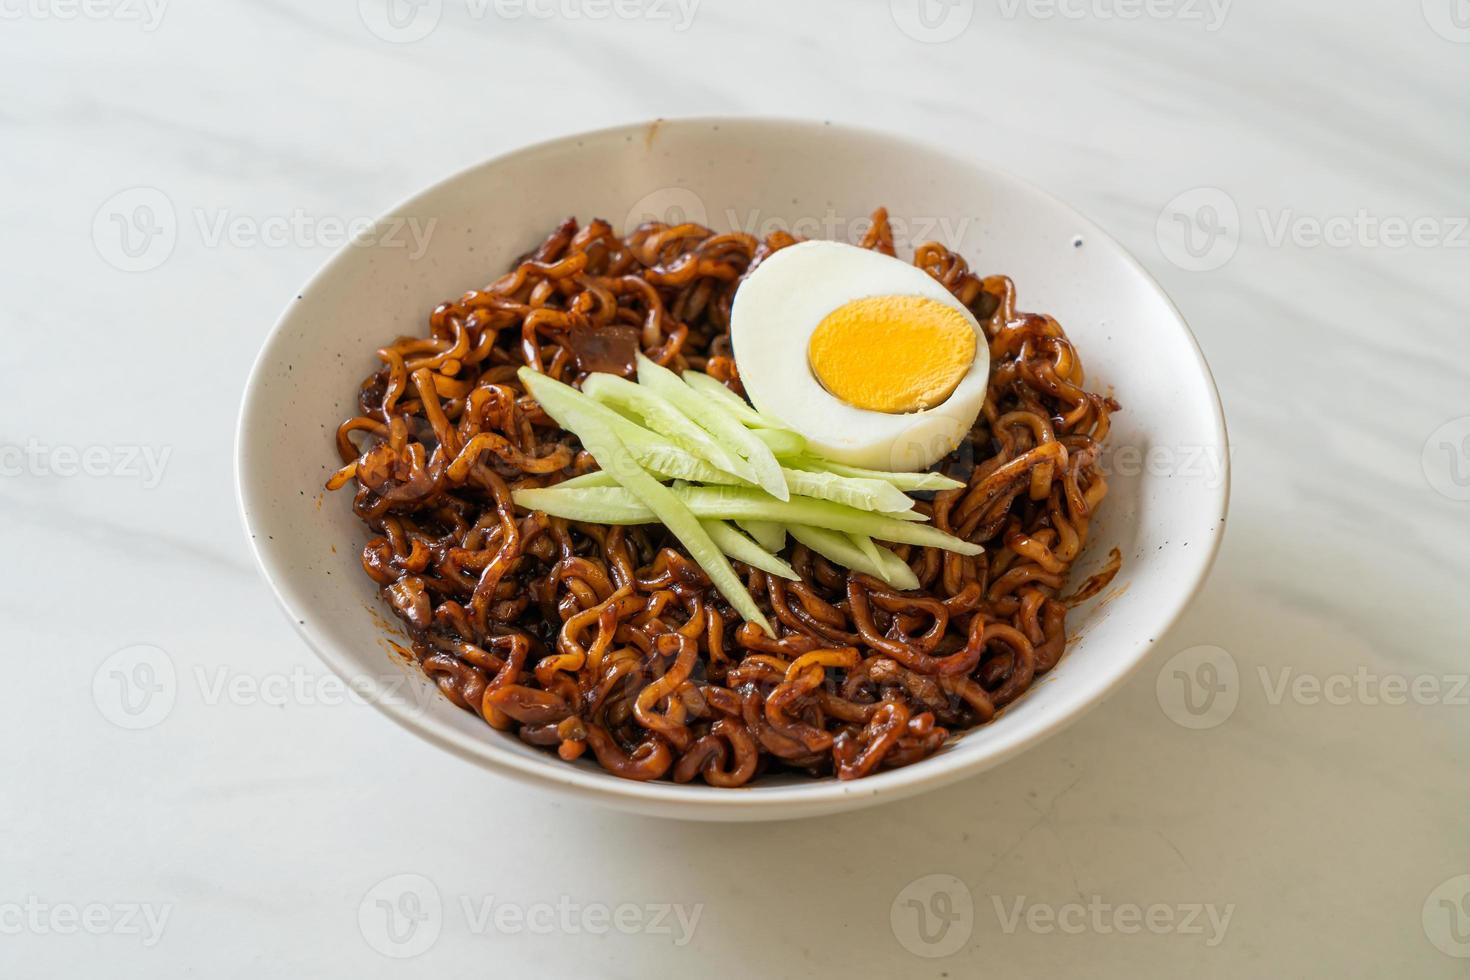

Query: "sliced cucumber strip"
<box><xmin>512</xmin><ymin>484</ymin><xmax>982</xmax><ymax>556</ymax></box>
<box><xmin>615</xmin><ymin>433</ymin><xmax>743</xmax><ymax>485</ymax></box>
<box><xmin>514</xmin><ymin>486</ymin><xmax>654</xmax><ymax>524</ymax></box>
<box><xmin>847</xmin><ymin>532</ymin><xmax>885</xmax><ymax>568</ymax></box>
<box><xmin>792</xmin><ymin>456</ymin><xmax>966</xmax><ymax>492</ymax></box>
<box><xmin>530</xmin><ymin>381</ymin><xmax>734</xmax><ymax>485</ymax></box>
<box><xmin>674</xmin><ymin>486</ymin><xmax>977</xmax><ymax>553</ymax></box>
<box><xmin>636</xmin><ymin>354</ymin><xmax>788</xmax><ymax>501</ymax></box>
<box><xmin>874</xmin><ymin>544</ymin><xmax>920</xmax><ymax>587</ymax></box>
<box><xmin>682</xmin><ymin>371</ymin><xmax>784</xmax><ymax>429</ymax></box>
<box><xmin>518</xmin><ymin>368</ymin><xmax>774</xmax><ymax>635</ymax></box>
<box><xmin>553</xmin><ymin>471</ymin><xmax>620</xmax><ymax>490</ymax></box>
<box><xmin>779</xmin><ymin>466</ymin><xmax>916</xmax><ymax>515</ymax></box>
<box><xmin>700</xmin><ymin>519</ymin><xmax>798</xmax><ymax>580</ymax></box>
<box><xmin>752</xmin><ymin>428</ymin><xmax>807</xmax><ymax>458</ymax></box>
<box><xmin>736</xmin><ymin>519</ymin><xmax>786</xmax><ymax>554</ymax></box>
<box><xmin>786</xmin><ymin>524</ymin><xmax>922</xmax><ymax>591</ymax></box>
<box><xmin>581</xmin><ymin>373</ymin><xmax>756</xmax><ymax>483</ymax></box>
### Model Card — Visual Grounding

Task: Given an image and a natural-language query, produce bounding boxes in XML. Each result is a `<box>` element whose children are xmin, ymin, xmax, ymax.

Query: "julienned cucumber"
<box><xmin>752</xmin><ymin>428</ymin><xmax>807</xmax><ymax>458</ymax></box>
<box><xmin>779</xmin><ymin>467</ymin><xmax>915</xmax><ymax>515</ymax></box>
<box><xmin>517</xmin><ymin>367</ymin><xmax>776</xmax><ymax>636</ymax></box>
<box><xmin>792</xmin><ymin>456</ymin><xmax>966</xmax><ymax>492</ymax></box>
<box><xmin>787</xmin><ymin>524</ymin><xmax>921</xmax><ymax>591</ymax></box>
<box><xmin>636</xmin><ymin>354</ymin><xmax>789</xmax><ymax>502</ymax></box>
<box><xmin>555</xmin><ymin>454</ymin><xmax>920</xmax><ymax>518</ymax></box>
<box><xmin>846</xmin><ymin>531</ymin><xmax>885</xmax><ymax>569</ymax></box>
<box><xmin>680</xmin><ymin>371</ymin><xmax>810</xmax><ymax>459</ymax></box>
<box><xmin>737</xmin><ymin>519</ymin><xmax>786</xmax><ymax>553</ymax></box>
<box><xmin>681</xmin><ymin>371</ymin><xmax>773</xmax><ymax>428</ymax></box>
<box><xmin>700</xmin><ymin>519</ymin><xmax>798</xmax><ymax>580</ymax></box>
<box><xmin>534</xmin><ymin>378</ymin><xmax>732</xmax><ymax>485</ymax></box>
<box><xmin>557</xmin><ymin>436</ymin><xmax>924</xmax><ymax>517</ymax></box>
<box><xmin>511</xmin><ymin>484</ymin><xmax>983</xmax><ymax>556</ymax></box>
<box><xmin>580</xmin><ymin>373</ymin><xmax>757</xmax><ymax>484</ymax></box>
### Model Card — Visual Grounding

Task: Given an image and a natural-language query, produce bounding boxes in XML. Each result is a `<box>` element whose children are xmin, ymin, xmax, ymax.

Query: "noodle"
<box><xmin>326</xmin><ymin>208</ymin><xmax>1118</xmax><ymax>784</ymax></box>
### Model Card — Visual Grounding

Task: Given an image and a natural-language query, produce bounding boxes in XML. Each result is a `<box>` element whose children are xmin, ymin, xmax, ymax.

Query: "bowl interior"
<box><xmin>238</xmin><ymin>119</ymin><xmax>1227</xmax><ymax>820</ymax></box>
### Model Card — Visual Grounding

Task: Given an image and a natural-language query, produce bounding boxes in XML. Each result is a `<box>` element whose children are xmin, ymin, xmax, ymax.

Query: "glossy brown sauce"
<box><xmin>324</xmin><ymin>208</ymin><xmax>1119</xmax><ymax>785</ymax></box>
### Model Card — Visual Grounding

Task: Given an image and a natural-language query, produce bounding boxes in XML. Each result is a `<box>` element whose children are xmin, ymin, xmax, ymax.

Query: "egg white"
<box><xmin>730</xmin><ymin>240</ymin><xmax>991</xmax><ymax>472</ymax></box>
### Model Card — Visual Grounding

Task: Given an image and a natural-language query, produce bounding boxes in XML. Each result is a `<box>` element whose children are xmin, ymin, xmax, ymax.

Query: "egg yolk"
<box><xmin>807</xmin><ymin>295</ymin><xmax>977</xmax><ymax>414</ymax></box>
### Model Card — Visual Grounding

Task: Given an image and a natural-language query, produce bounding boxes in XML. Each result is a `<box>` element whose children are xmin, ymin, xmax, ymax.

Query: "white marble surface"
<box><xmin>3</xmin><ymin>0</ymin><xmax>1467</xmax><ymax>975</ymax></box>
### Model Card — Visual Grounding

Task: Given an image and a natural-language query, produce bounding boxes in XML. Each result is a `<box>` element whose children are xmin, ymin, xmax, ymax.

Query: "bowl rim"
<box><xmin>235</xmin><ymin>115</ymin><xmax>1230</xmax><ymax>817</ymax></box>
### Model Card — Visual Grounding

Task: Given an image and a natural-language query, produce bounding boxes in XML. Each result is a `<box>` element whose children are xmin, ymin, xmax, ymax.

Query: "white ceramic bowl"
<box><xmin>237</xmin><ymin>118</ymin><xmax>1228</xmax><ymax>822</ymax></box>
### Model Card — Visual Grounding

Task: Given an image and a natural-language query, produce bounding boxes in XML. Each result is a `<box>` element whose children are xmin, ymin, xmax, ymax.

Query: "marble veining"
<box><xmin>1</xmin><ymin>0</ymin><xmax>1466</xmax><ymax>976</ymax></box>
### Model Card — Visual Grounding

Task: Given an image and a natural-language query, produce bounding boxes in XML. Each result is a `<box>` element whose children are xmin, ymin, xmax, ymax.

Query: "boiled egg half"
<box><xmin>731</xmin><ymin>240</ymin><xmax>989</xmax><ymax>471</ymax></box>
